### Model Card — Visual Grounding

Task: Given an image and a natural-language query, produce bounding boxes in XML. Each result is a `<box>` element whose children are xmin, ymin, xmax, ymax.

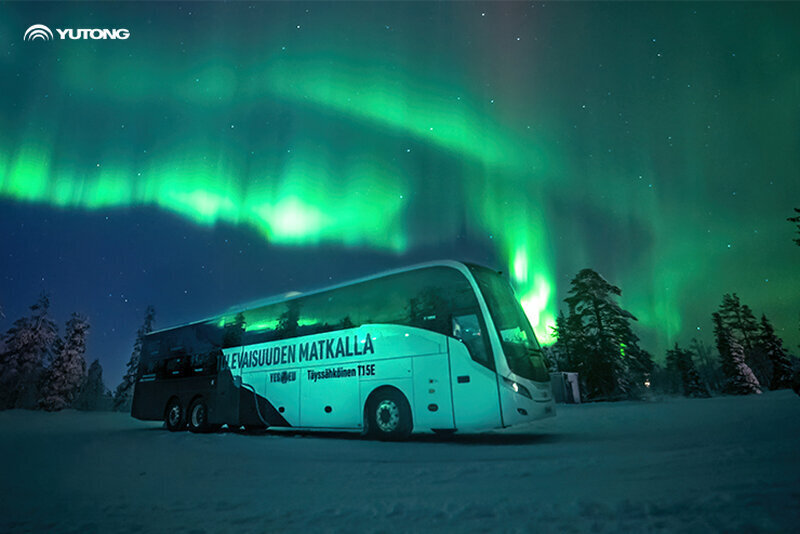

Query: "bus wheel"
<box><xmin>188</xmin><ymin>397</ymin><xmax>216</xmax><ymax>433</ymax></box>
<box><xmin>367</xmin><ymin>389</ymin><xmax>412</xmax><ymax>441</ymax></box>
<box><xmin>165</xmin><ymin>398</ymin><xmax>186</xmax><ymax>432</ymax></box>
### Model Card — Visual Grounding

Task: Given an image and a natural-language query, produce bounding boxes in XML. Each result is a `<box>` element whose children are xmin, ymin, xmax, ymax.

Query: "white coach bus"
<box><xmin>131</xmin><ymin>261</ymin><xmax>555</xmax><ymax>439</ymax></box>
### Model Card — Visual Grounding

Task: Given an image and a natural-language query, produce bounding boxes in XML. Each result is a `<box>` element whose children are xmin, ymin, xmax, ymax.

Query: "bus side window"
<box><xmin>452</xmin><ymin>314</ymin><xmax>493</xmax><ymax>370</ymax></box>
<box><xmin>206</xmin><ymin>352</ymin><xmax>218</xmax><ymax>373</ymax></box>
<box><xmin>190</xmin><ymin>353</ymin><xmax>206</xmax><ymax>375</ymax></box>
<box><xmin>189</xmin><ymin>352</ymin><xmax>217</xmax><ymax>376</ymax></box>
<box><xmin>140</xmin><ymin>358</ymin><xmax>163</xmax><ymax>377</ymax></box>
<box><xmin>165</xmin><ymin>357</ymin><xmax>185</xmax><ymax>378</ymax></box>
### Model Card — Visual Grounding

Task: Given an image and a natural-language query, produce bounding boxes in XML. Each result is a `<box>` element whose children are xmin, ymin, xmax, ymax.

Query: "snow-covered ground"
<box><xmin>1</xmin><ymin>391</ymin><xmax>798</xmax><ymax>533</ymax></box>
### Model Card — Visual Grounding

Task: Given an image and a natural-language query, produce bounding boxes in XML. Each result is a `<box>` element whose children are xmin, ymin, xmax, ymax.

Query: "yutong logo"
<box><xmin>23</xmin><ymin>25</ymin><xmax>53</xmax><ymax>41</ymax></box>
<box><xmin>24</xmin><ymin>24</ymin><xmax>130</xmax><ymax>41</ymax></box>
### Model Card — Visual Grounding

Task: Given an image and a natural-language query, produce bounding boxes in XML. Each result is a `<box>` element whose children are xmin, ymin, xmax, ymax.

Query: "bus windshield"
<box><xmin>469</xmin><ymin>265</ymin><xmax>549</xmax><ymax>382</ymax></box>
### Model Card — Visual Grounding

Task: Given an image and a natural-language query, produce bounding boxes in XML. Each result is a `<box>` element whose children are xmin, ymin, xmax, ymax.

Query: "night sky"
<box><xmin>1</xmin><ymin>2</ymin><xmax>798</xmax><ymax>386</ymax></box>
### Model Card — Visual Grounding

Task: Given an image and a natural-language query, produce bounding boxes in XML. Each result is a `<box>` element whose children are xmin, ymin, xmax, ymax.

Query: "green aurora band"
<box><xmin>2</xmin><ymin>2</ymin><xmax>799</xmax><ymax>355</ymax></box>
<box><xmin>0</xmin><ymin>45</ymin><xmax>559</xmax><ymax>342</ymax></box>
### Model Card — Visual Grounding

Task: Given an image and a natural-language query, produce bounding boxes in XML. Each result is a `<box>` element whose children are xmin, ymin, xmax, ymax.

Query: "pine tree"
<box><xmin>757</xmin><ymin>315</ymin><xmax>793</xmax><ymax>390</ymax></box>
<box><xmin>623</xmin><ymin>343</ymin><xmax>655</xmax><ymax>398</ymax></box>
<box><xmin>0</xmin><ymin>294</ymin><xmax>59</xmax><ymax>409</ymax></box>
<box><xmin>717</xmin><ymin>294</ymin><xmax>759</xmax><ymax>352</ymax></box>
<box><xmin>541</xmin><ymin>345</ymin><xmax>557</xmax><ymax>373</ymax></box>
<box><xmin>788</xmin><ymin>208</ymin><xmax>800</xmax><ymax>246</ymax></box>
<box><xmin>552</xmin><ymin>310</ymin><xmax>585</xmax><ymax>374</ymax></box>
<box><xmin>665</xmin><ymin>344</ymin><xmax>709</xmax><ymax>398</ymax></box>
<box><xmin>716</xmin><ymin>294</ymin><xmax>771</xmax><ymax>386</ymax></box>
<box><xmin>113</xmin><ymin>306</ymin><xmax>155</xmax><ymax>412</ymax></box>
<box><xmin>277</xmin><ymin>300</ymin><xmax>301</xmax><ymax>337</ymax></box>
<box><xmin>561</xmin><ymin>268</ymin><xmax>652</xmax><ymax>400</ymax></box>
<box><xmin>74</xmin><ymin>359</ymin><xmax>112</xmax><ymax>411</ymax></box>
<box><xmin>222</xmin><ymin>312</ymin><xmax>245</xmax><ymax>348</ymax></box>
<box><xmin>690</xmin><ymin>338</ymin><xmax>724</xmax><ymax>393</ymax></box>
<box><xmin>724</xmin><ymin>336</ymin><xmax>762</xmax><ymax>395</ymax></box>
<box><xmin>713</xmin><ymin>313</ymin><xmax>761</xmax><ymax>395</ymax></box>
<box><xmin>39</xmin><ymin>313</ymin><xmax>90</xmax><ymax>411</ymax></box>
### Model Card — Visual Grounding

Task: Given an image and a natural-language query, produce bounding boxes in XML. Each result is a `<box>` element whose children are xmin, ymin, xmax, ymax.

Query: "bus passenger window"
<box><xmin>140</xmin><ymin>359</ymin><xmax>162</xmax><ymax>377</ymax></box>
<box><xmin>452</xmin><ymin>314</ymin><xmax>493</xmax><ymax>369</ymax></box>
<box><xmin>165</xmin><ymin>357</ymin><xmax>185</xmax><ymax>378</ymax></box>
<box><xmin>190</xmin><ymin>352</ymin><xmax>217</xmax><ymax>375</ymax></box>
<box><xmin>190</xmin><ymin>353</ymin><xmax>211</xmax><ymax>374</ymax></box>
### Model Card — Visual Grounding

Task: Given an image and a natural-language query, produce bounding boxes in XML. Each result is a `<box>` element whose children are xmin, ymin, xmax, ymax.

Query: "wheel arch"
<box><xmin>163</xmin><ymin>395</ymin><xmax>182</xmax><ymax>419</ymax></box>
<box><xmin>187</xmin><ymin>393</ymin><xmax>205</xmax><ymax>410</ymax></box>
<box><xmin>363</xmin><ymin>384</ymin><xmax>414</xmax><ymax>434</ymax></box>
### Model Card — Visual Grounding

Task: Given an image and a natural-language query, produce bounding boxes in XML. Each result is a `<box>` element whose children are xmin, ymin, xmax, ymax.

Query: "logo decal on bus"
<box><xmin>270</xmin><ymin>370</ymin><xmax>297</xmax><ymax>384</ymax></box>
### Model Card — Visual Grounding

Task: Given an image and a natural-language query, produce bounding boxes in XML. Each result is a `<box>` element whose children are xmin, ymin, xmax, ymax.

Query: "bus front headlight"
<box><xmin>502</xmin><ymin>377</ymin><xmax>532</xmax><ymax>399</ymax></box>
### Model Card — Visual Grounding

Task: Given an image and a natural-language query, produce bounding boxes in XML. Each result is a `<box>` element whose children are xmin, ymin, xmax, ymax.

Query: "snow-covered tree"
<box><xmin>0</xmin><ymin>294</ymin><xmax>59</xmax><ymax>409</ymax></box>
<box><xmin>39</xmin><ymin>313</ymin><xmax>90</xmax><ymax>411</ymax></box>
<box><xmin>74</xmin><ymin>359</ymin><xmax>112</xmax><ymax>411</ymax></box>
<box><xmin>724</xmin><ymin>337</ymin><xmax>762</xmax><ymax>396</ymax></box>
<box><xmin>558</xmin><ymin>268</ymin><xmax>653</xmax><ymax>400</ymax></box>
<box><xmin>717</xmin><ymin>294</ymin><xmax>759</xmax><ymax>352</ymax></box>
<box><xmin>665</xmin><ymin>344</ymin><xmax>709</xmax><ymax>398</ymax></box>
<box><xmin>757</xmin><ymin>315</ymin><xmax>793</xmax><ymax>390</ymax></box>
<box><xmin>113</xmin><ymin>306</ymin><xmax>155</xmax><ymax>412</ymax></box>
<box><xmin>716</xmin><ymin>294</ymin><xmax>771</xmax><ymax>386</ymax></box>
<box><xmin>713</xmin><ymin>313</ymin><xmax>761</xmax><ymax>395</ymax></box>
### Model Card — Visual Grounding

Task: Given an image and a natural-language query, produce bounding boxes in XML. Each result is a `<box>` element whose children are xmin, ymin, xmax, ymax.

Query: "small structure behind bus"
<box><xmin>550</xmin><ymin>372</ymin><xmax>581</xmax><ymax>404</ymax></box>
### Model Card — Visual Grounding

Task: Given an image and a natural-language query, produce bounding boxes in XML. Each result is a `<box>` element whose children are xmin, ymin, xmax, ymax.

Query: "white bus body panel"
<box><xmin>447</xmin><ymin>339</ymin><xmax>503</xmax><ymax>431</ymax></box>
<box><xmin>266</xmin><ymin>370</ymin><xmax>300</xmax><ymax>426</ymax></box>
<box><xmin>300</xmin><ymin>362</ymin><xmax>361</xmax><ymax>428</ymax></box>
<box><xmin>410</xmin><ymin>352</ymin><xmax>455</xmax><ymax>430</ymax></box>
<box><xmin>233</xmin><ymin>325</ymin><xmax>447</xmax><ymax>430</ymax></box>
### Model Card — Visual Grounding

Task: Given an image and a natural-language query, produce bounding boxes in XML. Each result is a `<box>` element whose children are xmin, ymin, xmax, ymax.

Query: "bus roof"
<box><xmin>145</xmin><ymin>259</ymin><xmax>496</xmax><ymax>336</ymax></box>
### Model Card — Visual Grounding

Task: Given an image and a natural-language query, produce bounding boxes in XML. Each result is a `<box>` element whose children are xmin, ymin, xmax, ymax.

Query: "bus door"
<box><xmin>447</xmin><ymin>312</ymin><xmax>503</xmax><ymax>430</ymax></box>
<box><xmin>412</xmin><ymin>349</ymin><xmax>456</xmax><ymax>430</ymax></box>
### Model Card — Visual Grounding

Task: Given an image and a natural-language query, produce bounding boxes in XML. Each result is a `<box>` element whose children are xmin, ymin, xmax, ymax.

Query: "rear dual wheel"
<box><xmin>165</xmin><ymin>398</ymin><xmax>185</xmax><ymax>432</ymax></box>
<box><xmin>188</xmin><ymin>397</ymin><xmax>220</xmax><ymax>433</ymax></box>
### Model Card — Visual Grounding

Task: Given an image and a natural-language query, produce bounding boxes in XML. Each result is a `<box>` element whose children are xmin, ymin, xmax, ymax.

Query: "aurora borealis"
<box><xmin>1</xmin><ymin>2</ymin><xmax>798</xmax><ymax>383</ymax></box>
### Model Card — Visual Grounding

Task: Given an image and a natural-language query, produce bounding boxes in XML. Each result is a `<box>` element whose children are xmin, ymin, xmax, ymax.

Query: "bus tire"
<box><xmin>165</xmin><ymin>397</ymin><xmax>186</xmax><ymax>432</ymax></box>
<box><xmin>366</xmin><ymin>388</ymin><xmax>412</xmax><ymax>441</ymax></box>
<box><xmin>188</xmin><ymin>397</ymin><xmax>216</xmax><ymax>433</ymax></box>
